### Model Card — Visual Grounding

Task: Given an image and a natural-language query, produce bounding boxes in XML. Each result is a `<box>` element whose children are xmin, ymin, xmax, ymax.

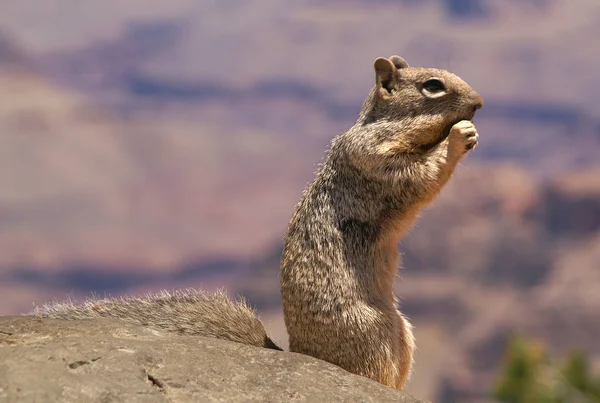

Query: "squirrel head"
<box><xmin>360</xmin><ymin>55</ymin><xmax>483</xmax><ymax>151</ymax></box>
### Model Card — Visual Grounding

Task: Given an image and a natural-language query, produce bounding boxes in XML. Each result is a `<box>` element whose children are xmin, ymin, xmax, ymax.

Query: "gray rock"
<box><xmin>0</xmin><ymin>316</ymin><xmax>428</xmax><ymax>403</ymax></box>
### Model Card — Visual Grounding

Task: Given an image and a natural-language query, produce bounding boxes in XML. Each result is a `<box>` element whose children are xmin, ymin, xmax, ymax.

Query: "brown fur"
<box><xmin>32</xmin><ymin>56</ymin><xmax>482</xmax><ymax>391</ymax></box>
<box><xmin>32</xmin><ymin>289</ymin><xmax>282</xmax><ymax>350</ymax></box>
<box><xmin>280</xmin><ymin>55</ymin><xmax>482</xmax><ymax>389</ymax></box>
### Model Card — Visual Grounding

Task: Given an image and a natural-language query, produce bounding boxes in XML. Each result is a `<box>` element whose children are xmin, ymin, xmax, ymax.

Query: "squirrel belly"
<box><xmin>33</xmin><ymin>289</ymin><xmax>282</xmax><ymax>351</ymax></box>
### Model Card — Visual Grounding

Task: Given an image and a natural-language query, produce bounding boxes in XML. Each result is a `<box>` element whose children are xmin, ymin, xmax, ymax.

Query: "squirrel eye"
<box><xmin>422</xmin><ymin>79</ymin><xmax>446</xmax><ymax>92</ymax></box>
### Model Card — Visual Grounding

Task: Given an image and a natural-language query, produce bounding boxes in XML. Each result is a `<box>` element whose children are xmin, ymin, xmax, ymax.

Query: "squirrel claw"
<box><xmin>449</xmin><ymin>120</ymin><xmax>479</xmax><ymax>153</ymax></box>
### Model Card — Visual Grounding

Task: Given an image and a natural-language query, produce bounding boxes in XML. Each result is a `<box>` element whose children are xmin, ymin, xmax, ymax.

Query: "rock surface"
<box><xmin>0</xmin><ymin>316</ymin><xmax>427</xmax><ymax>403</ymax></box>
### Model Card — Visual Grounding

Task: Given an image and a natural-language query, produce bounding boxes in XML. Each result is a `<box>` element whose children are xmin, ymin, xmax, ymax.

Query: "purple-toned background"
<box><xmin>1</xmin><ymin>1</ymin><xmax>599</xmax><ymax>401</ymax></box>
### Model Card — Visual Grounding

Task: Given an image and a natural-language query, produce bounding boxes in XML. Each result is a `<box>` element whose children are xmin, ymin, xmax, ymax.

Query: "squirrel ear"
<box><xmin>374</xmin><ymin>57</ymin><xmax>397</xmax><ymax>92</ymax></box>
<box><xmin>389</xmin><ymin>55</ymin><xmax>409</xmax><ymax>69</ymax></box>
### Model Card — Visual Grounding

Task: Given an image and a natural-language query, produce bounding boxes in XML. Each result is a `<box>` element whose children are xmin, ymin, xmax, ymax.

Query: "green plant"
<box><xmin>494</xmin><ymin>336</ymin><xmax>600</xmax><ymax>403</ymax></box>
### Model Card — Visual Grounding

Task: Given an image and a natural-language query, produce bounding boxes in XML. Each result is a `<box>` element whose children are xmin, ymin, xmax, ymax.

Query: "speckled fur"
<box><xmin>31</xmin><ymin>56</ymin><xmax>483</xmax><ymax>391</ymax></box>
<box><xmin>280</xmin><ymin>55</ymin><xmax>483</xmax><ymax>389</ymax></box>
<box><xmin>33</xmin><ymin>289</ymin><xmax>281</xmax><ymax>350</ymax></box>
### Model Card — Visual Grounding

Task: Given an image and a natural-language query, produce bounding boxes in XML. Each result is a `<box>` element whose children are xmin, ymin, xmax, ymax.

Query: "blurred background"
<box><xmin>1</xmin><ymin>0</ymin><xmax>599</xmax><ymax>401</ymax></box>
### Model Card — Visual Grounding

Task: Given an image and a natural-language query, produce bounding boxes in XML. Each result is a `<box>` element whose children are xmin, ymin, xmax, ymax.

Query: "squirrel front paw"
<box><xmin>449</xmin><ymin>120</ymin><xmax>479</xmax><ymax>153</ymax></box>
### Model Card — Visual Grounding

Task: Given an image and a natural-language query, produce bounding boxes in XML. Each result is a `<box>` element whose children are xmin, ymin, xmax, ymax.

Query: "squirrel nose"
<box><xmin>471</xmin><ymin>91</ymin><xmax>483</xmax><ymax>110</ymax></box>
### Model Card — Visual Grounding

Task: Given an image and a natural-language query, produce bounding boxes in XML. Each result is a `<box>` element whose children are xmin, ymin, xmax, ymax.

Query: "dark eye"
<box><xmin>422</xmin><ymin>79</ymin><xmax>445</xmax><ymax>92</ymax></box>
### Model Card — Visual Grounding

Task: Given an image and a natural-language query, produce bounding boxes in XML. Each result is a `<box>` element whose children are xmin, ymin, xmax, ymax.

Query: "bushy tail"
<box><xmin>32</xmin><ymin>289</ymin><xmax>282</xmax><ymax>351</ymax></box>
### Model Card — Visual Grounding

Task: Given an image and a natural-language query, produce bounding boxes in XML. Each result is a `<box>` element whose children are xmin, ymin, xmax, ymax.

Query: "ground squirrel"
<box><xmin>32</xmin><ymin>55</ymin><xmax>482</xmax><ymax>391</ymax></box>
<box><xmin>281</xmin><ymin>55</ymin><xmax>482</xmax><ymax>389</ymax></box>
